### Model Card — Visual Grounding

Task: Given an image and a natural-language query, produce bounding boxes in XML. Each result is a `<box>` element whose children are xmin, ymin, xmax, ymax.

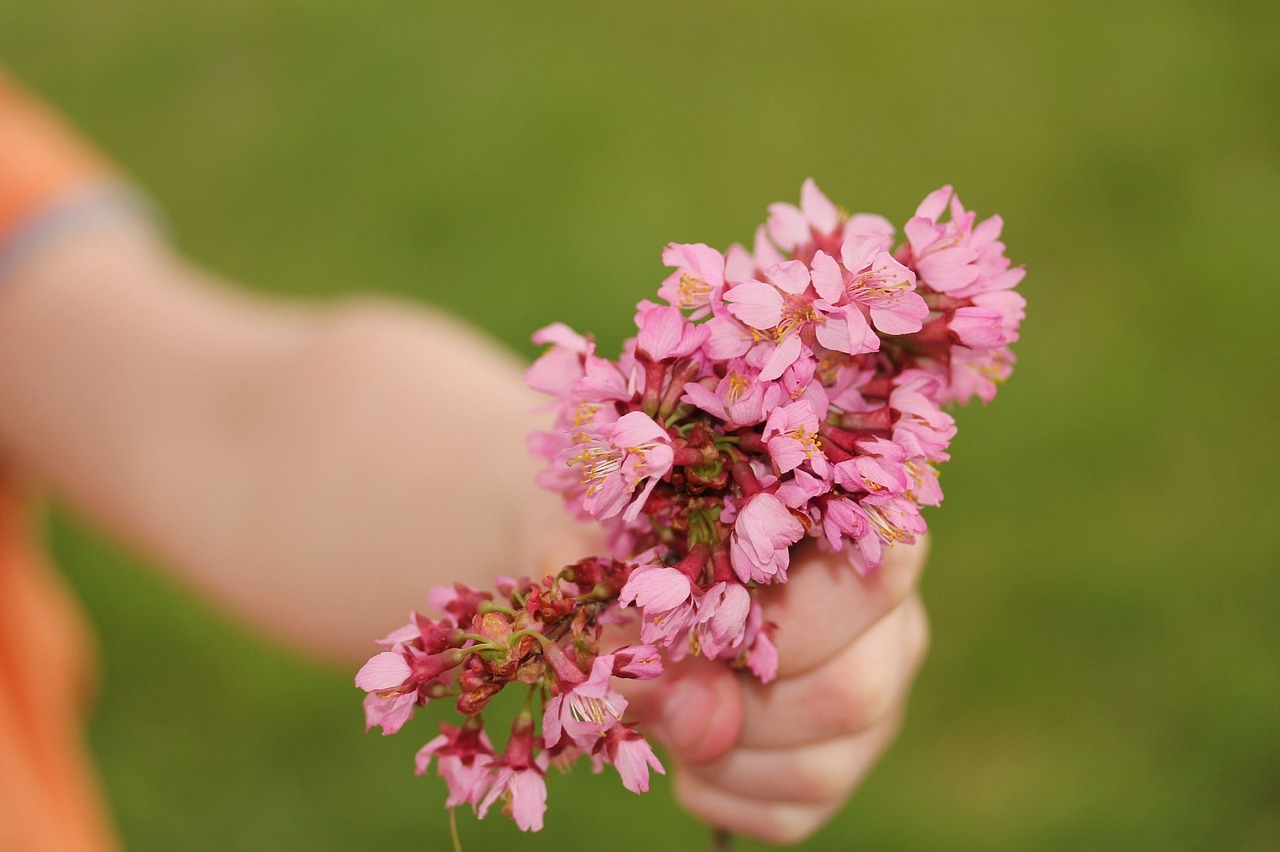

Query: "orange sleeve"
<box><xmin>0</xmin><ymin>470</ymin><xmax>119</xmax><ymax>852</ymax></box>
<box><xmin>0</xmin><ymin>71</ymin><xmax>122</xmax><ymax>851</ymax></box>
<box><xmin>0</xmin><ymin>71</ymin><xmax>114</xmax><ymax>244</ymax></box>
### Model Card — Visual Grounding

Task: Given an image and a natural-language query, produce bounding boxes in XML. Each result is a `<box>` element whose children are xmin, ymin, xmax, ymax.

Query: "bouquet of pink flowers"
<box><xmin>355</xmin><ymin>180</ymin><xmax>1024</xmax><ymax>832</ymax></box>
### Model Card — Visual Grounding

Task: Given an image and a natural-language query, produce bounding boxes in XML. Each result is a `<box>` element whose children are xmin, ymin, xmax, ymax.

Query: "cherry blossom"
<box><xmin>357</xmin><ymin>179</ymin><xmax>1023</xmax><ymax>831</ymax></box>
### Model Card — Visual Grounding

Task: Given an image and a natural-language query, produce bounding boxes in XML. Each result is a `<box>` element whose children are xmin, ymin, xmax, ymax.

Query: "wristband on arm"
<box><xmin>0</xmin><ymin>71</ymin><xmax>158</xmax><ymax>281</ymax></box>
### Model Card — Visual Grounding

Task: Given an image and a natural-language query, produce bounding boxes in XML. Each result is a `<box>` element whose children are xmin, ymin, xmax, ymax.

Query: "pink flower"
<box><xmin>890</xmin><ymin>375</ymin><xmax>957</xmax><ymax>462</ymax></box>
<box><xmin>354</xmin><ymin>645</ymin><xmax>468</xmax><ymax>733</ymax></box>
<box><xmin>692</xmin><ymin>581</ymin><xmax>751</xmax><ymax>658</ymax></box>
<box><xmin>848</xmin><ymin>497</ymin><xmax>928</xmax><ymax>574</ymax></box>
<box><xmin>681</xmin><ymin>362</ymin><xmax>780</xmax><ymax>428</ymax></box>
<box><xmin>738</xmin><ymin>601</ymin><xmax>779</xmax><ymax>683</ymax></box>
<box><xmin>375</xmin><ymin>620</ymin><xmax>422</xmax><ymax>648</ymax></box>
<box><xmin>355</xmin><ymin>651</ymin><xmax>420</xmax><ymax>735</ymax></box>
<box><xmin>840</xmin><ymin>234</ymin><xmax>929</xmax><ymax>335</ymax></box>
<box><xmin>523</xmin><ymin>322</ymin><xmax>593</xmax><ymax>399</ymax></box>
<box><xmin>971</xmin><ymin>289</ymin><xmax>1026</xmax><ymax>341</ymax></box>
<box><xmin>658</xmin><ymin>242</ymin><xmax>726</xmax><ymax>317</ymax></box>
<box><xmin>767</xmin><ymin>178</ymin><xmax>841</xmax><ymax>253</ymax></box>
<box><xmin>355</xmin><ymin>650</ymin><xmax>412</xmax><ymax>692</ymax></box>
<box><xmin>362</xmin><ymin>692</ymin><xmax>416</xmax><ymax>736</ymax></box>
<box><xmin>729</xmin><ymin>493</ymin><xmax>805</xmax><ymax>584</ymax></box>
<box><xmin>832</xmin><ymin>437</ymin><xmax>908</xmax><ymax>498</ymax></box>
<box><xmin>635</xmin><ymin>303</ymin><xmax>709</xmax><ymax>362</ymax></box>
<box><xmin>415</xmin><ymin>721</ymin><xmax>498</xmax><ymax>808</ymax></box>
<box><xmin>944</xmin><ymin>344</ymin><xmax>1016</xmax><ymax>405</ymax></box>
<box><xmin>762</xmin><ymin>400</ymin><xmax>828</xmax><ymax>476</ymax></box>
<box><xmin>567</xmin><ymin>411</ymin><xmax>674</xmax><ymax>522</ymax></box>
<box><xmin>611</xmin><ymin>644</ymin><xmax>664</xmax><ymax>680</ymax></box>
<box><xmin>933</xmin><ymin>190</ymin><xmax>1023</xmax><ymax>301</ymax></box>
<box><xmin>747</xmin><ymin>625</ymin><xmax>778</xmax><ymax>682</ymax></box>
<box><xmin>576</xmin><ymin>353</ymin><xmax>633</xmax><ymax>402</ymax></box>
<box><xmin>478</xmin><ymin>758</ymin><xmax>549</xmax><ymax>833</ymax></box>
<box><xmin>901</xmin><ymin>185</ymin><xmax>981</xmax><ymax>293</ymax></box>
<box><xmin>808</xmin><ymin>251</ymin><xmax>880</xmax><ymax>355</ymax></box>
<box><xmin>723</xmin><ymin>242</ymin><xmax>757</xmax><ymax>284</ymax></box>
<box><xmin>820</xmin><ymin>495</ymin><xmax>868</xmax><ymax>551</ymax></box>
<box><xmin>478</xmin><ymin>715</ymin><xmax>549</xmax><ymax>832</ymax></box>
<box><xmin>596</xmin><ymin>725</ymin><xmax>665</xmax><ymax>794</ymax></box>
<box><xmin>762</xmin><ymin>179</ymin><xmax>899</xmax><ymax>261</ymax></box>
<box><xmin>947</xmin><ymin>306</ymin><xmax>1007</xmax><ymax>348</ymax></box>
<box><xmin>426</xmin><ymin>583</ymin><xmax>492</xmax><ymax>624</ymax></box>
<box><xmin>904</xmin><ymin>458</ymin><xmax>943</xmax><ymax>507</ymax></box>
<box><xmin>619</xmin><ymin>563</ymin><xmax>697</xmax><ymax>645</ymax></box>
<box><xmin>774</xmin><ymin>467</ymin><xmax>826</xmax><ymax>512</ymax></box>
<box><xmin>542</xmin><ymin>654</ymin><xmax>630</xmax><ymax>750</ymax></box>
<box><xmin>723</xmin><ymin>261</ymin><xmax>823</xmax><ymax>381</ymax></box>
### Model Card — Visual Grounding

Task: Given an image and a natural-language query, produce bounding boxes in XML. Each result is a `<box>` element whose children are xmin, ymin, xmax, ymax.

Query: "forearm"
<box><xmin>0</xmin><ymin>214</ymin><xmax>579</xmax><ymax>663</ymax></box>
<box><xmin>210</xmin><ymin>294</ymin><xmax>586</xmax><ymax>663</ymax></box>
<box><xmin>0</xmin><ymin>214</ymin><xmax>298</xmax><ymax>542</ymax></box>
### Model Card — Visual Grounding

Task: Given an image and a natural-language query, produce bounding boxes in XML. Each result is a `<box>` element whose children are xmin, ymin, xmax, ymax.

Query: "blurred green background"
<box><xmin>2</xmin><ymin>1</ymin><xmax>1278</xmax><ymax>849</ymax></box>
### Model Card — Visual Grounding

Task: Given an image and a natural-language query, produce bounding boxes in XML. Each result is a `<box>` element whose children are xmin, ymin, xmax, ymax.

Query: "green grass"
<box><xmin>3</xmin><ymin>1</ymin><xmax>1279</xmax><ymax>848</ymax></box>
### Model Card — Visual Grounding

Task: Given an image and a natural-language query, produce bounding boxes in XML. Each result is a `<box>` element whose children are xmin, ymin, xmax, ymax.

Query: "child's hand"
<box><xmin>617</xmin><ymin>538</ymin><xmax>930</xmax><ymax>845</ymax></box>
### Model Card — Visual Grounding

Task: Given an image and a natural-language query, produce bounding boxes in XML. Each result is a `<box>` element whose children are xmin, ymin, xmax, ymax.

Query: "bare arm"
<box><xmin>0</xmin><ymin>208</ymin><xmax>928</xmax><ymax>844</ymax></box>
<box><xmin>0</xmin><ymin>211</ymin><xmax>586</xmax><ymax>662</ymax></box>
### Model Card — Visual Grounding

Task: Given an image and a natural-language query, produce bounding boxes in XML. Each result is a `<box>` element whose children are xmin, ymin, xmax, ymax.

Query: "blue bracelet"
<box><xmin>0</xmin><ymin>182</ymin><xmax>164</xmax><ymax>283</ymax></box>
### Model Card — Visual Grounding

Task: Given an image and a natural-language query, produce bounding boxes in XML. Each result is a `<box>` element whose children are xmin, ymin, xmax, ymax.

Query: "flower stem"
<box><xmin>449</xmin><ymin>808</ymin><xmax>463</xmax><ymax>852</ymax></box>
<box><xmin>456</xmin><ymin>635</ymin><xmax>505</xmax><ymax>653</ymax></box>
<box><xmin>675</xmin><ymin>543</ymin><xmax>711</xmax><ymax>582</ymax></box>
<box><xmin>735</xmin><ymin>432</ymin><xmax>767</xmax><ymax>454</ymax></box>
<box><xmin>477</xmin><ymin>600</ymin><xmax>518</xmax><ymax>616</ymax></box>
<box><xmin>712</xmin><ymin>827</ymin><xmax>733</xmax><ymax>852</ymax></box>
<box><xmin>832</xmin><ymin>407</ymin><xmax>893</xmax><ymax>434</ymax></box>
<box><xmin>730</xmin><ymin>459</ymin><xmax>762</xmax><ymax>497</ymax></box>
<box><xmin>641</xmin><ymin>361</ymin><xmax>668</xmax><ymax>416</ymax></box>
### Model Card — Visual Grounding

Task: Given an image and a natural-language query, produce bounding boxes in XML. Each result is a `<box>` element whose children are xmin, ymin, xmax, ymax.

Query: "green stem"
<box><xmin>449</xmin><ymin>808</ymin><xmax>463</xmax><ymax>852</ymax></box>
<box><xmin>456</xmin><ymin>635</ymin><xmax>505</xmax><ymax>653</ymax></box>
<box><xmin>509</xmin><ymin>628</ymin><xmax>553</xmax><ymax>647</ymax></box>
<box><xmin>477</xmin><ymin>600</ymin><xmax>518</xmax><ymax>616</ymax></box>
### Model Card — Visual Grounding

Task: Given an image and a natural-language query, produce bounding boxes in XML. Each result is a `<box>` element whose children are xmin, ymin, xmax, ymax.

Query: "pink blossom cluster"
<box><xmin>526</xmin><ymin>180</ymin><xmax>1023</xmax><ymax>673</ymax></box>
<box><xmin>356</xmin><ymin>557</ymin><xmax>664</xmax><ymax>832</ymax></box>
<box><xmin>357</xmin><ymin>180</ymin><xmax>1023</xmax><ymax>832</ymax></box>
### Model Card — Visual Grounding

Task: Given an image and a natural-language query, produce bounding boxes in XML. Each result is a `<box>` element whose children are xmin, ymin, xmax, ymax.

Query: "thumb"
<box><xmin>615</xmin><ymin>655</ymin><xmax>744</xmax><ymax>765</ymax></box>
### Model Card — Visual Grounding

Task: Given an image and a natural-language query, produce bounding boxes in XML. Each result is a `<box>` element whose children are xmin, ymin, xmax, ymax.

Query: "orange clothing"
<box><xmin>0</xmin><ymin>73</ymin><xmax>120</xmax><ymax>851</ymax></box>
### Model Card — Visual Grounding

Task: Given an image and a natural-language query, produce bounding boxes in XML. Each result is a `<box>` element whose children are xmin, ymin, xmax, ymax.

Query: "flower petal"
<box><xmin>724</xmin><ymin>280</ymin><xmax>784</xmax><ymax>330</ymax></box>
<box><xmin>355</xmin><ymin>652</ymin><xmax>411</xmax><ymax>691</ymax></box>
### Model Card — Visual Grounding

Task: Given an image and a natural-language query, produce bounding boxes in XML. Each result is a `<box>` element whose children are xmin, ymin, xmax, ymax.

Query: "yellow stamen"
<box><xmin>864</xmin><ymin>505</ymin><xmax>911</xmax><ymax>544</ymax></box>
<box><xmin>677</xmin><ymin>273</ymin><xmax>712</xmax><ymax>306</ymax></box>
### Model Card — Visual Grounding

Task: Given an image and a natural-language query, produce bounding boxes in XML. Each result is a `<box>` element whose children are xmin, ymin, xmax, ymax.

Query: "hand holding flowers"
<box><xmin>356</xmin><ymin>180</ymin><xmax>1023</xmax><ymax>839</ymax></box>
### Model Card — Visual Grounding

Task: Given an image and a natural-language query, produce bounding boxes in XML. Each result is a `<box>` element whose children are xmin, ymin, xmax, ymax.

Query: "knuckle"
<box><xmin>791</xmin><ymin>751</ymin><xmax>857</xmax><ymax>802</ymax></box>
<box><xmin>817</xmin><ymin>656</ymin><xmax>897</xmax><ymax>734</ymax></box>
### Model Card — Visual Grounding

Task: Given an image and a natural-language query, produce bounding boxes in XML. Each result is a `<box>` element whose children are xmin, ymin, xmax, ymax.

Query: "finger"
<box><xmin>762</xmin><ymin>535</ymin><xmax>928</xmax><ymax>679</ymax></box>
<box><xmin>684</xmin><ymin>705</ymin><xmax>904</xmax><ymax>805</ymax></box>
<box><xmin>739</xmin><ymin>592</ymin><xmax>929</xmax><ymax>749</ymax></box>
<box><xmin>672</xmin><ymin>768</ymin><xmax>845</xmax><ymax>846</ymax></box>
<box><xmin>614</xmin><ymin>656</ymin><xmax>746</xmax><ymax>765</ymax></box>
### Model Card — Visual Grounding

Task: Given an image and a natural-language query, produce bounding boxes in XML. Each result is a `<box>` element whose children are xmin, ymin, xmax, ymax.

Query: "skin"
<box><xmin>614</xmin><ymin>538</ymin><xmax>929</xmax><ymax>845</ymax></box>
<box><xmin>0</xmin><ymin>210</ymin><xmax>930</xmax><ymax>845</ymax></box>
